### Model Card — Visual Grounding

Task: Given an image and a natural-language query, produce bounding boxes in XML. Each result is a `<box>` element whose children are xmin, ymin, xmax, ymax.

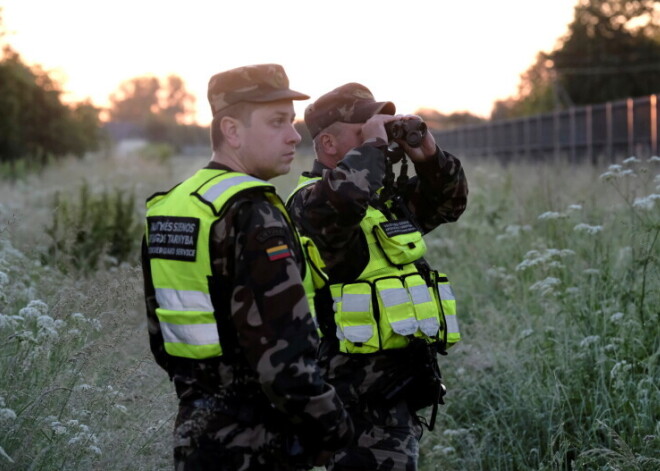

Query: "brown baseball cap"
<box><xmin>304</xmin><ymin>83</ymin><xmax>396</xmax><ymax>138</ymax></box>
<box><xmin>207</xmin><ymin>64</ymin><xmax>309</xmax><ymax>116</ymax></box>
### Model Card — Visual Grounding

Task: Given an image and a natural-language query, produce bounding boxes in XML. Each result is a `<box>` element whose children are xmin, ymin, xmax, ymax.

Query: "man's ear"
<box><xmin>319</xmin><ymin>133</ymin><xmax>338</xmax><ymax>156</ymax></box>
<box><xmin>220</xmin><ymin>116</ymin><xmax>241</xmax><ymax>148</ymax></box>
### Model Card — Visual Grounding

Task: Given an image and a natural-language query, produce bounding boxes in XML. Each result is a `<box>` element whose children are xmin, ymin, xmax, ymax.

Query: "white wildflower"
<box><xmin>565</xmin><ymin>287</ymin><xmax>580</xmax><ymax>295</ymax></box>
<box><xmin>0</xmin><ymin>408</ymin><xmax>17</xmax><ymax>421</ymax></box>
<box><xmin>70</xmin><ymin>313</ymin><xmax>86</xmax><ymax>322</ymax></box>
<box><xmin>25</xmin><ymin>300</ymin><xmax>48</xmax><ymax>315</ymax></box>
<box><xmin>649</xmin><ymin>156</ymin><xmax>660</xmax><ymax>162</ymax></box>
<box><xmin>88</xmin><ymin>319</ymin><xmax>102</xmax><ymax>331</ymax></box>
<box><xmin>579</xmin><ymin>335</ymin><xmax>600</xmax><ymax>348</ymax></box>
<box><xmin>51</xmin><ymin>422</ymin><xmax>68</xmax><ymax>435</ymax></box>
<box><xmin>0</xmin><ymin>271</ymin><xmax>8</xmax><ymax>286</ymax></box>
<box><xmin>66</xmin><ymin>419</ymin><xmax>79</xmax><ymax>427</ymax></box>
<box><xmin>88</xmin><ymin>445</ymin><xmax>102</xmax><ymax>455</ymax></box>
<box><xmin>0</xmin><ymin>314</ymin><xmax>22</xmax><ymax>329</ymax></box>
<box><xmin>113</xmin><ymin>404</ymin><xmax>128</xmax><ymax>413</ymax></box>
<box><xmin>443</xmin><ymin>428</ymin><xmax>470</xmax><ymax>437</ymax></box>
<box><xmin>74</xmin><ymin>384</ymin><xmax>95</xmax><ymax>392</ymax></box>
<box><xmin>529</xmin><ymin>277</ymin><xmax>561</xmax><ymax>296</ymax></box>
<box><xmin>432</xmin><ymin>446</ymin><xmax>456</xmax><ymax>455</ymax></box>
<box><xmin>496</xmin><ymin>224</ymin><xmax>532</xmax><ymax>241</ymax></box>
<box><xmin>623</xmin><ymin>156</ymin><xmax>641</xmax><ymax>164</ymax></box>
<box><xmin>567</xmin><ymin>204</ymin><xmax>583</xmax><ymax>212</ymax></box>
<box><xmin>520</xmin><ymin>329</ymin><xmax>534</xmax><ymax>339</ymax></box>
<box><xmin>632</xmin><ymin>194</ymin><xmax>660</xmax><ymax>210</ymax></box>
<box><xmin>538</xmin><ymin>211</ymin><xmax>566</xmax><ymax>220</ymax></box>
<box><xmin>18</xmin><ymin>306</ymin><xmax>41</xmax><ymax>320</ymax></box>
<box><xmin>547</xmin><ymin>261</ymin><xmax>565</xmax><ymax>269</ymax></box>
<box><xmin>610</xmin><ymin>360</ymin><xmax>632</xmax><ymax>379</ymax></box>
<box><xmin>36</xmin><ymin>315</ymin><xmax>55</xmax><ymax>330</ymax></box>
<box><xmin>610</xmin><ymin>312</ymin><xmax>624</xmax><ymax>323</ymax></box>
<box><xmin>583</xmin><ymin>268</ymin><xmax>601</xmax><ymax>276</ymax></box>
<box><xmin>574</xmin><ymin>223</ymin><xmax>603</xmax><ymax>235</ymax></box>
<box><xmin>600</xmin><ymin>164</ymin><xmax>638</xmax><ymax>180</ymax></box>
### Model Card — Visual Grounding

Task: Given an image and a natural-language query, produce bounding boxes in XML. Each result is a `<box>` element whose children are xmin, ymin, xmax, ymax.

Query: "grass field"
<box><xmin>0</xmin><ymin>147</ymin><xmax>658</xmax><ymax>470</ymax></box>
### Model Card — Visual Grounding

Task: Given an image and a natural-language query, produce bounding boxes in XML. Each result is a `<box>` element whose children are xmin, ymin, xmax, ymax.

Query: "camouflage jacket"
<box><xmin>287</xmin><ymin>139</ymin><xmax>468</xmax><ymax>401</ymax></box>
<box><xmin>141</xmin><ymin>162</ymin><xmax>353</xmax><ymax>453</ymax></box>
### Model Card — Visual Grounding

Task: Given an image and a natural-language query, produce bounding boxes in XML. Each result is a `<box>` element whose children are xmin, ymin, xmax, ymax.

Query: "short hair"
<box><xmin>312</xmin><ymin>121</ymin><xmax>344</xmax><ymax>156</ymax></box>
<box><xmin>210</xmin><ymin>102</ymin><xmax>259</xmax><ymax>151</ymax></box>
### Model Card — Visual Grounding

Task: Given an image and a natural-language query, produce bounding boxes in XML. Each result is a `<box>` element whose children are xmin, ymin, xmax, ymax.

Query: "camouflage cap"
<box><xmin>207</xmin><ymin>64</ymin><xmax>309</xmax><ymax>116</ymax></box>
<box><xmin>304</xmin><ymin>83</ymin><xmax>396</xmax><ymax>138</ymax></box>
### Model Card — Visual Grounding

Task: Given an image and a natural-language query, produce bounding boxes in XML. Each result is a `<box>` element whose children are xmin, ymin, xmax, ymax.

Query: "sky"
<box><xmin>2</xmin><ymin>0</ymin><xmax>578</xmax><ymax>125</ymax></box>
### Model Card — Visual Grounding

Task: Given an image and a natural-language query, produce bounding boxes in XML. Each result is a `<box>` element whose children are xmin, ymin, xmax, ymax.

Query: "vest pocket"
<box><xmin>373</xmin><ymin>220</ymin><xmax>427</xmax><ymax>266</ymax></box>
<box><xmin>332</xmin><ymin>282</ymin><xmax>380</xmax><ymax>354</ymax></box>
<box><xmin>374</xmin><ymin>277</ymin><xmax>418</xmax><ymax>350</ymax></box>
<box><xmin>403</xmin><ymin>273</ymin><xmax>441</xmax><ymax>340</ymax></box>
<box><xmin>432</xmin><ymin>271</ymin><xmax>461</xmax><ymax>346</ymax></box>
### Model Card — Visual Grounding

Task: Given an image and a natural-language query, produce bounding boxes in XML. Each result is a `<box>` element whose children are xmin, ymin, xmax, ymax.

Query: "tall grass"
<box><xmin>0</xmin><ymin>150</ymin><xmax>657</xmax><ymax>470</ymax></box>
<box><xmin>420</xmin><ymin>156</ymin><xmax>660</xmax><ymax>470</ymax></box>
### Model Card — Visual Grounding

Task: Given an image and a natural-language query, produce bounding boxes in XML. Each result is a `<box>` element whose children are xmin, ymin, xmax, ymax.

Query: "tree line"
<box><xmin>491</xmin><ymin>0</ymin><xmax>660</xmax><ymax>120</ymax></box>
<box><xmin>1</xmin><ymin>0</ymin><xmax>659</xmax><ymax>167</ymax></box>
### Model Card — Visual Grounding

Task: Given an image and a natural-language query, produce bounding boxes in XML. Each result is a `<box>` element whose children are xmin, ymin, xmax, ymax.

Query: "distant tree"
<box><xmin>0</xmin><ymin>46</ymin><xmax>101</xmax><ymax>164</ymax></box>
<box><xmin>161</xmin><ymin>75</ymin><xmax>196</xmax><ymax>124</ymax></box>
<box><xmin>106</xmin><ymin>74</ymin><xmax>202</xmax><ymax>150</ymax></box>
<box><xmin>491</xmin><ymin>52</ymin><xmax>560</xmax><ymax>120</ymax></box>
<box><xmin>108</xmin><ymin>76</ymin><xmax>160</xmax><ymax>123</ymax></box>
<box><xmin>416</xmin><ymin>108</ymin><xmax>486</xmax><ymax>130</ymax></box>
<box><xmin>491</xmin><ymin>0</ymin><xmax>660</xmax><ymax>119</ymax></box>
<box><xmin>549</xmin><ymin>0</ymin><xmax>660</xmax><ymax>105</ymax></box>
<box><xmin>107</xmin><ymin>74</ymin><xmax>195</xmax><ymax>125</ymax></box>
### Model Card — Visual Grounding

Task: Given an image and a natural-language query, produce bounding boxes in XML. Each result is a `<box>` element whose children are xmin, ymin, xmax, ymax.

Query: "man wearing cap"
<box><xmin>141</xmin><ymin>64</ymin><xmax>353</xmax><ymax>470</ymax></box>
<box><xmin>286</xmin><ymin>83</ymin><xmax>468</xmax><ymax>470</ymax></box>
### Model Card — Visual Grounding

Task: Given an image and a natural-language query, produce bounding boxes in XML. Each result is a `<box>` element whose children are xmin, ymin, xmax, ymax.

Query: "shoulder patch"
<box><xmin>266</xmin><ymin>244</ymin><xmax>292</xmax><ymax>261</ymax></box>
<box><xmin>256</xmin><ymin>226</ymin><xmax>287</xmax><ymax>243</ymax></box>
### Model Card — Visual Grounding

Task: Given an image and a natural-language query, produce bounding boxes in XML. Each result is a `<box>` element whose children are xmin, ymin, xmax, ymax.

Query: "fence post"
<box><xmin>651</xmin><ymin>94</ymin><xmax>658</xmax><ymax>157</ymax></box>
<box><xmin>627</xmin><ymin>98</ymin><xmax>634</xmax><ymax>157</ymax></box>
<box><xmin>586</xmin><ymin>105</ymin><xmax>593</xmax><ymax>164</ymax></box>
<box><xmin>606</xmin><ymin>102</ymin><xmax>613</xmax><ymax>161</ymax></box>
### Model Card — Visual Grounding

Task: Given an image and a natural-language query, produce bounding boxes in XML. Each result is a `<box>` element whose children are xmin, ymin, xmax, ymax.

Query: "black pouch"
<box><xmin>368</xmin><ymin>340</ymin><xmax>444</xmax><ymax>409</ymax></box>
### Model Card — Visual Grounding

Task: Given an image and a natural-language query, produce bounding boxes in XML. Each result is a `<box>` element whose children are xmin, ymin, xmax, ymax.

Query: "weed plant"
<box><xmin>420</xmin><ymin>156</ymin><xmax>659</xmax><ymax>470</ymax></box>
<box><xmin>43</xmin><ymin>181</ymin><xmax>141</xmax><ymax>274</ymax></box>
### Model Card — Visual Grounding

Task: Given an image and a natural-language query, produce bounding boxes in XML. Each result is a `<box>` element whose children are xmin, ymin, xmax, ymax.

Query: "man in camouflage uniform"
<box><xmin>141</xmin><ymin>64</ymin><xmax>353</xmax><ymax>471</ymax></box>
<box><xmin>286</xmin><ymin>83</ymin><xmax>468</xmax><ymax>470</ymax></box>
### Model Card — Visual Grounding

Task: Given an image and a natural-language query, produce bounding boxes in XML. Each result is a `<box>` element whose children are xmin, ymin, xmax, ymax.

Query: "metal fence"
<box><xmin>433</xmin><ymin>94</ymin><xmax>660</xmax><ymax>163</ymax></box>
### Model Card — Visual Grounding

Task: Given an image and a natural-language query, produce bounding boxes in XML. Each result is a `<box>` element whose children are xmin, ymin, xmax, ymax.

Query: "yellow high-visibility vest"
<box><xmin>146</xmin><ymin>169</ymin><xmax>324</xmax><ymax>359</ymax></box>
<box><xmin>289</xmin><ymin>175</ymin><xmax>460</xmax><ymax>354</ymax></box>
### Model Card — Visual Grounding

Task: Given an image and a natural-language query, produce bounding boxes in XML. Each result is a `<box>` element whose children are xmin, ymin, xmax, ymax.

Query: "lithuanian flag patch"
<box><xmin>266</xmin><ymin>244</ymin><xmax>291</xmax><ymax>261</ymax></box>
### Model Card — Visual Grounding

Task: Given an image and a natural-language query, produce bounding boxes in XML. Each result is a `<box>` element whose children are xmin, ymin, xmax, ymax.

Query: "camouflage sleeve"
<box><xmin>400</xmin><ymin>146</ymin><xmax>469</xmax><ymax>233</ymax></box>
<box><xmin>224</xmin><ymin>193</ymin><xmax>353</xmax><ymax>450</ymax></box>
<box><xmin>140</xmin><ymin>236</ymin><xmax>170</xmax><ymax>375</ymax></box>
<box><xmin>288</xmin><ymin>139</ymin><xmax>387</xmax><ymax>257</ymax></box>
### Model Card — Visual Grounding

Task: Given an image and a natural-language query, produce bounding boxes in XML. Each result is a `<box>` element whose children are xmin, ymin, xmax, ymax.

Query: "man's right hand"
<box><xmin>361</xmin><ymin>113</ymin><xmax>401</xmax><ymax>143</ymax></box>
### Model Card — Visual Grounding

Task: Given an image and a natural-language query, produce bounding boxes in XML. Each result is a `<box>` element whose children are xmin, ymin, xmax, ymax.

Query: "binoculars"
<box><xmin>385</xmin><ymin>118</ymin><xmax>428</xmax><ymax>147</ymax></box>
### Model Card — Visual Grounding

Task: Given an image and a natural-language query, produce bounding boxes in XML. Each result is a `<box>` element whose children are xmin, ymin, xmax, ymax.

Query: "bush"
<box><xmin>43</xmin><ymin>181</ymin><xmax>142</xmax><ymax>274</ymax></box>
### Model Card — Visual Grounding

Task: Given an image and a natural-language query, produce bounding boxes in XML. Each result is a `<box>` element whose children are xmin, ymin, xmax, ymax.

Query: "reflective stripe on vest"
<box><xmin>155</xmin><ymin>288</ymin><xmax>214</xmax><ymax>312</ymax></box>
